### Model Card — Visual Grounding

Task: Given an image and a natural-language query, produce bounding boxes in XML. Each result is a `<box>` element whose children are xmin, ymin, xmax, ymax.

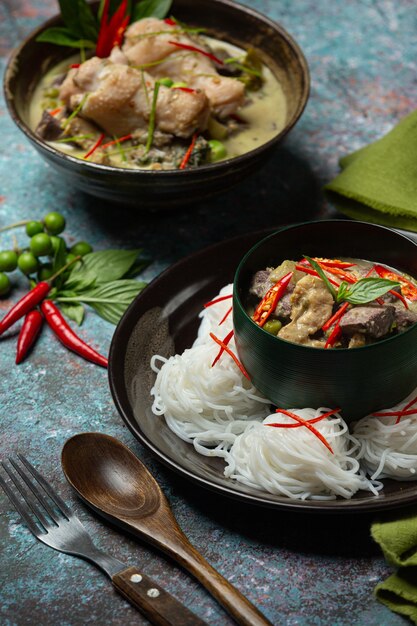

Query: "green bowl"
<box><xmin>233</xmin><ymin>220</ymin><xmax>417</xmax><ymax>421</ymax></box>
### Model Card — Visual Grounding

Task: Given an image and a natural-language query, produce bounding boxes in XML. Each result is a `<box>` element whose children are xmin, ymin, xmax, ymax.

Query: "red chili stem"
<box><xmin>210</xmin><ymin>331</ymin><xmax>250</xmax><ymax>379</ymax></box>
<box><xmin>84</xmin><ymin>133</ymin><xmax>106</xmax><ymax>159</ymax></box>
<box><xmin>324</xmin><ymin>320</ymin><xmax>342</xmax><ymax>349</ymax></box>
<box><xmin>295</xmin><ymin>264</ymin><xmax>340</xmax><ymax>286</ymax></box>
<box><xmin>40</xmin><ymin>300</ymin><xmax>108</xmax><ymax>368</ymax></box>
<box><xmin>100</xmin><ymin>133</ymin><xmax>132</xmax><ymax>150</ymax></box>
<box><xmin>252</xmin><ymin>272</ymin><xmax>293</xmax><ymax>327</ymax></box>
<box><xmin>322</xmin><ymin>302</ymin><xmax>349</xmax><ymax>332</ymax></box>
<box><xmin>269</xmin><ymin>408</ymin><xmax>334</xmax><ymax>454</ymax></box>
<box><xmin>179</xmin><ymin>132</ymin><xmax>198</xmax><ymax>170</ymax></box>
<box><xmin>16</xmin><ymin>310</ymin><xmax>43</xmax><ymax>364</ymax></box>
<box><xmin>168</xmin><ymin>40</ymin><xmax>224</xmax><ymax>65</ymax></box>
<box><xmin>211</xmin><ymin>329</ymin><xmax>234</xmax><ymax>366</ymax></box>
<box><xmin>204</xmin><ymin>294</ymin><xmax>233</xmax><ymax>308</ymax></box>
<box><xmin>219</xmin><ymin>306</ymin><xmax>232</xmax><ymax>326</ymax></box>
<box><xmin>0</xmin><ymin>282</ymin><xmax>50</xmax><ymax>337</ymax></box>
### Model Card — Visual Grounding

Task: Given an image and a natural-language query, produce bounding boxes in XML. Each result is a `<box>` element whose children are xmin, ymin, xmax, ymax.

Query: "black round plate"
<box><xmin>108</xmin><ymin>229</ymin><xmax>417</xmax><ymax>513</ymax></box>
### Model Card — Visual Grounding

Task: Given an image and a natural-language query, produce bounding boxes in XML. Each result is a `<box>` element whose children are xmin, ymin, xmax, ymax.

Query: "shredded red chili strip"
<box><xmin>70</xmin><ymin>63</ymin><xmax>80</xmax><ymax>69</ymax></box>
<box><xmin>219</xmin><ymin>306</ymin><xmax>232</xmax><ymax>326</ymax></box>
<box><xmin>210</xmin><ymin>332</ymin><xmax>250</xmax><ymax>379</ymax></box>
<box><xmin>204</xmin><ymin>294</ymin><xmax>233</xmax><ymax>308</ymax></box>
<box><xmin>50</xmin><ymin>107</ymin><xmax>63</xmax><ymax>117</ymax></box>
<box><xmin>168</xmin><ymin>40</ymin><xmax>224</xmax><ymax>65</ymax></box>
<box><xmin>373</xmin><ymin>408</ymin><xmax>417</xmax><ymax>418</ymax></box>
<box><xmin>100</xmin><ymin>133</ymin><xmax>132</xmax><ymax>150</ymax></box>
<box><xmin>295</xmin><ymin>264</ymin><xmax>340</xmax><ymax>286</ymax></box>
<box><xmin>324</xmin><ymin>320</ymin><xmax>342</xmax><ymax>349</ymax></box>
<box><xmin>179</xmin><ymin>132</ymin><xmax>198</xmax><ymax>170</ymax></box>
<box><xmin>252</xmin><ymin>272</ymin><xmax>293</xmax><ymax>327</ymax></box>
<box><xmin>96</xmin><ymin>0</ymin><xmax>129</xmax><ymax>58</ymax></box>
<box><xmin>322</xmin><ymin>302</ymin><xmax>349</xmax><ymax>332</ymax></box>
<box><xmin>84</xmin><ymin>133</ymin><xmax>106</xmax><ymax>159</ymax></box>
<box><xmin>211</xmin><ymin>329</ymin><xmax>234</xmax><ymax>366</ymax></box>
<box><xmin>388</xmin><ymin>289</ymin><xmax>409</xmax><ymax>309</ymax></box>
<box><xmin>268</xmin><ymin>408</ymin><xmax>334</xmax><ymax>454</ymax></box>
<box><xmin>321</xmin><ymin>265</ymin><xmax>356</xmax><ymax>283</ymax></box>
<box><xmin>164</xmin><ymin>18</ymin><xmax>176</xmax><ymax>26</ymax></box>
<box><xmin>269</xmin><ymin>407</ymin><xmax>341</xmax><ymax>428</ymax></box>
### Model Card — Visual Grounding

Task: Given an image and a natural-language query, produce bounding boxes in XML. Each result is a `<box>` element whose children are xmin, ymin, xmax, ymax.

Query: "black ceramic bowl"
<box><xmin>4</xmin><ymin>0</ymin><xmax>309</xmax><ymax>208</ymax></box>
<box><xmin>233</xmin><ymin>221</ymin><xmax>417</xmax><ymax>421</ymax></box>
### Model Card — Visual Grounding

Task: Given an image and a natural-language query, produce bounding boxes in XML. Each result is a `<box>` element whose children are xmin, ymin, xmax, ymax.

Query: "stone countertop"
<box><xmin>0</xmin><ymin>1</ymin><xmax>415</xmax><ymax>625</ymax></box>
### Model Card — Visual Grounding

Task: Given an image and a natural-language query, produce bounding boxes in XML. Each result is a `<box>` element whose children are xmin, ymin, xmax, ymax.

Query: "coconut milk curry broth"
<box><xmin>248</xmin><ymin>257</ymin><xmax>417</xmax><ymax>349</ymax></box>
<box><xmin>29</xmin><ymin>18</ymin><xmax>287</xmax><ymax>171</ymax></box>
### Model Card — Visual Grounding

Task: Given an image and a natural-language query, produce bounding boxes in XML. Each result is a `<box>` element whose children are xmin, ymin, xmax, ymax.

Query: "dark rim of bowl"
<box><xmin>234</xmin><ymin>219</ymin><xmax>417</xmax><ymax>352</ymax></box>
<box><xmin>3</xmin><ymin>0</ymin><xmax>310</xmax><ymax>177</ymax></box>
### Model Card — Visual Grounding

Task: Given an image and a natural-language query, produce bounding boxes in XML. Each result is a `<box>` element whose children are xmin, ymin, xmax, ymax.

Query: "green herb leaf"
<box><xmin>59</xmin><ymin>302</ymin><xmax>86</xmax><ymax>325</ymax></box>
<box><xmin>36</xmin><ymin>27</ymin><xmax>96</xmax><ymax>49</ymax></box>
<box><xmin>336</xmin><ymin>281</ymin><xmax>350</xmax><ymax>304</ymax></box>
<box><xmin>303</xmin><ymin>255</ymin><xmax>337</xmax><ymax>300</ymax></box>
<box><xmin>57</xmin><ymin>280</ymin><xmax>147</xmax><ymax>324</ymax></box>
<box><xmin>62</xmin><ymin>270</ymin><xmax>97</xmax><ymax>293</ymax></box>
<box><xmin>58</xmin><ymin>0</ymin><xmax>98</xmax><ymax>40</ymax></box>
<box><xmin>133</xmin><ymin>0</ymin><xmax>173</xmax><ymax>21</ymax></box>
<box><xmin>340</xmin><ymin>278</ymin><xmax>401</xmax><ymax>305</ymax></box>
<box><xmin>67</xmin><ymin>249</ymin><xmax>142</xmax><ymax>286</ymax></box>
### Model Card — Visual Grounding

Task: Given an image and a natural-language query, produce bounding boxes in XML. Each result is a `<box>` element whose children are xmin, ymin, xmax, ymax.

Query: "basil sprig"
<box><xmin>303</xmin><ymin>255</ymin><xmax>401</xmax><ymax>305</ymax></box>
<box><xmin>37</xmin><ymin>0</ymin><xmax>173</xmax><ymax>50</ymax></box>
<box><xmin>54</xmin><ymin>249</ymin><xmax>150</xmax><ymax>325</ymax></box>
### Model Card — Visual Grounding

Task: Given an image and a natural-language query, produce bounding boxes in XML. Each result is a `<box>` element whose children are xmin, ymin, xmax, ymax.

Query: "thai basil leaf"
<box><xmin>133</xmin><ymin>0</ymin><xmax>173</xmax><ymax>21</ymax></box>
<box><xmin>57</xmin><ymin>280</ymin><xmax>147</xmax><ymax>324</ymax></box>
<box><xmin>340</xmin><ymin>278</ymin><xmax>401</xmax><ymax>305</ymax></box>
<box><xmin>36</xmin><ymin>27</ymin><xmax>96</xmax><ymax>49</ymax></box>
<box><xmin>303</xmin><ymin>255</ymin><xmax>337</xmax><ymax>300</ymax></box>
<box><xmin>123</xmin><ymin>258</ymin><xmax>152</xmax><ymax>279</ymax></box>
<box><xmin>59</xmin><ymin>302</ymin><xmax>86</xmax><ymax>326</ymax></box>
<box><xmin>58</xmin><ymin>0</ymin><xmax>98</xmax><ymax>40</ymax></box>
<box><xmin>67</xmin><ymin>249</ymin><xmax>142</xmax><ymax>285</ymax></box>
<box><xmin>62</xmin><ymin>270</ymin><xmax>97</xmax><ymax>292</ymax></box>
<box><xmin>336</xmin><ymin>281</ymin><xmax>350</xmax><ymax>304</ymax></box>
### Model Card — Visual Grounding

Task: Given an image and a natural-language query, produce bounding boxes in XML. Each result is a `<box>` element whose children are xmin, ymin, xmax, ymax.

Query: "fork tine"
<box><xmin>18</xmin><ymin>454</ymin><xmax>72</xmax><ymax>519</ymax></box>
<box><xmin>0</xmin><ymin>468</ymin><xmax>44</xmax><ymax>537</ymax></box>
<box><xmin>8</xmin><ymin>457</ymin><xmax>60</xmax><ymax>526</ymax></box>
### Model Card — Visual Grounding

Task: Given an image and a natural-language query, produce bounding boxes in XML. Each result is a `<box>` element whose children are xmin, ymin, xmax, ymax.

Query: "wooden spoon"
<box><xmin>61</xmin><ymin>432</ymin><xmax>273</xmax><ymax>626</ymax></box>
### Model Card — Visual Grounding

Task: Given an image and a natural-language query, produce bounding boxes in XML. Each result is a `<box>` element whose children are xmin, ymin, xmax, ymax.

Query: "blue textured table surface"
<box><xmin>1</xmin><ymin>1</ymin><xmax>415</xmax><ymax>625</ymax></box>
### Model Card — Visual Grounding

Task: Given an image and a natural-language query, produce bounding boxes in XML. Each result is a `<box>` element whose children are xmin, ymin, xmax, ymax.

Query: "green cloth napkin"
<box><xmin>372</xmin><ymin>506</ymin><xmax>417</xmax><ymax>622</ymax></box>
<box><xmin>325</xmin><ymin>109</ymin><xmax>417</xmax><ymax>232</ymax></box>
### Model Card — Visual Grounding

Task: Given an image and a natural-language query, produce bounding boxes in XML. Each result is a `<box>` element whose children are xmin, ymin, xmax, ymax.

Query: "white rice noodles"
<box><xmin>353</xmin><ymin>389</ymin><xmax>417</xmax><ymax>480</ymax></box>
<box><xmin>149</xmin><ymin>283</ymin><xmax>413</xmax><ymax>500</ymax></box>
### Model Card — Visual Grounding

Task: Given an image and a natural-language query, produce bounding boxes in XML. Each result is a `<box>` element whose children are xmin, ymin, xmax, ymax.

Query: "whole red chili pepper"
<box><xmin>16</xmin><ymin>310</ymin><xmax>43</xmax><ymax>364</ymax></box>
<box><xmin>40</xmin><ymin>300</ymin><xmax>108</xmax><ymax>368</ymax></box>
<box><xmin>0</xmin><ymin>282</ymin><xmax>50</xmax><ymax>337</ymax></box>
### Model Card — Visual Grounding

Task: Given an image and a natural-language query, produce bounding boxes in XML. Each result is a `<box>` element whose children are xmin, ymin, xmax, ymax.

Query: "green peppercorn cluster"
<box><xmin>0</xmin><ymin>212</ymin><xmax>93</xmax><ymax>296</ymax></box>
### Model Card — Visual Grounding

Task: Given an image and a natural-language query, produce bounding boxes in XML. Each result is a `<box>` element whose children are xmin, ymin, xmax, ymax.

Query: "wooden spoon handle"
<box><xmin>112</xmin><ymin>566</ymin><xmax>207</xmax><ymax>626</ymax></box>
<box><xmin>172</xmin><ymin>541</ymin><xmax>273</xmax><ymax>626</ymax></box>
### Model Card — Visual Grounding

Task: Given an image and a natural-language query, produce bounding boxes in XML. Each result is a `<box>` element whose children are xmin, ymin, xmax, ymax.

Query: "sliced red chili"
<box><xmin>96</xmin><ymin>0</ymin><xmax>129</xmax><ymax>58</ymax></box>
<box><xmin>313</xmin><ymin>258</ymin><xmax>356</xmax><ymax>269</ymax></box>
<box><xmin>268</xmin><ymin>408</ymin><xmax>334</xmax><ymax>454</ymax></box>
<box><xmin>15</xmin><ymin>310</ymin><xmax>44</xmax><ymax>364</ymax></box>
<box><xmin>168</xmin><ymin>41</ymin><xmax>224</xmax><ymax>65</ymax></box>
<box><xmin>164</xmin><ymin>18</ymin><xmax>177</xmax><ymax>26</ymax></box>
<box><xmin>50</xmin><ymin>107</ymin><xmax>63</xmax><ymax>117</ymax></box>
<box><xmin>210</xmin><ymin>331</ymin><xmax>250</xmax><ymax>379</ymax></box>
<box><xmin>172</xmin><ymin>87</ymin><xmax>196</xmax><ymax>93</ymax></box>
<box><xmin>374</xmin><ymin>264</ymin><xmax>417</xmax><ymax>300</ymax></box>
<box><xmin>100</xmin><ymin>133</ymin><xmax>132</xmax><ymax>150</ymax></box>
<box><xmin>322</xmin><ymin>302</ymin><xmax>349</xmax><ymax>332</ymax></box>
<box><xmin>388</xmin><ymin>289</ymin><xmax>409</xmax><ymax>309</ymax></box>
<box><xmin>320</xmin><ymin>265</ymin><xmax>356</xmax><ymax>284</ymax></box>
<box><xmin>252</xmin><ymin>272</ymin><xmax>293</xmax><ymax>327</ymax></box>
